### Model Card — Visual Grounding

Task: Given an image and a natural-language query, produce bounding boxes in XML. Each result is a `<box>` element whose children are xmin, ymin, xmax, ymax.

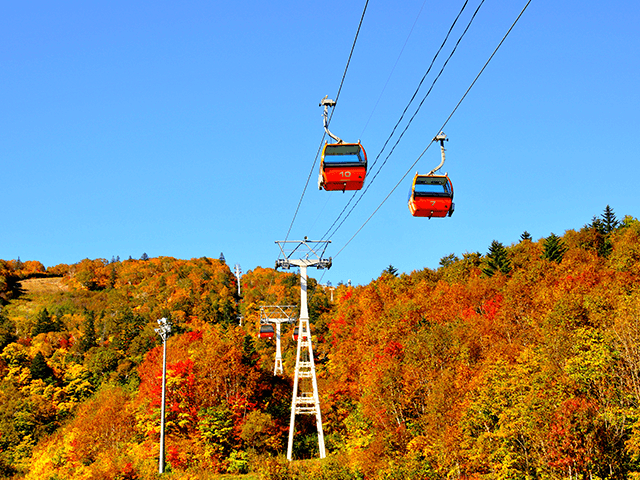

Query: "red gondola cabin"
<box><xmin>318</xmin><ymin>142</ymin><xmax>367</xmax><ymax>192</ymax></box>
<box><xmin>408</xmin><ymin>173</ymin><xmax>455</xmax><ymax>218</ymax></box>
<box><xmin>258</xmin><ymin>324</ymin><xmax>275</xmax><ymax>339</ymax></box>
<box><xmin>293</xmin><ymin>326</ymin><xmax>308</xmax><ymax>341</ymax></box>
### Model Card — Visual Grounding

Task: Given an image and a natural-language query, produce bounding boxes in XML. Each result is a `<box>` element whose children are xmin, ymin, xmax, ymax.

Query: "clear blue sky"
<box><xmin>2</xmin><ymin>0</ymin><xmax>639</xmax><ymax>286</ymax></box>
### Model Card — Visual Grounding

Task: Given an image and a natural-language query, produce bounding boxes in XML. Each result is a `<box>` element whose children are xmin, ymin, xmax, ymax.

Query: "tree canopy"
<box><xmin>1</xmin><ymin>211</ymin><xmax>640</xmax><ymax>479</ymax></box>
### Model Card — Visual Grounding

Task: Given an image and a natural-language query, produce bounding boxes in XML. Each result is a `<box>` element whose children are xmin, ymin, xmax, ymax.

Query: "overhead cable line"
<box><xmin>283</xmin><ymin>0</ymin><xmax>370</xmax><ymax>243</ymax></box>
<box><xmin>321</xmin><ymin>0</ymin><xmax>482</xmax><ymax>242</ymax></box>
<box><xmin>318</xmin><ymin>190</ymin><xmax>357</xmax><ymax>242</ymax></box>
<box><xmin>359</xmin><ymin>0</ymin><xmax>430</xmax><ymax>139</ymax></box>
<box><xmin>333</xmin><ymin>0</ymin><xmax>533</xmax><ymax>259</ymax></box>
<box><xmin>319</xmin><ymin>0</ymin><xmax>460</xmax><ymax>243</ymax></box>
<box><xmin>366</xmin><ymin>0</ymin><xmax>471</xmax><ymax>174</ymax></box>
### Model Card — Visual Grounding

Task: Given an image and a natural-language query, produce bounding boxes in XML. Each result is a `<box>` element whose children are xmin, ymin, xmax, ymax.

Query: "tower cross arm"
<box><xmin>276</xmin><ymin>257</ymin><xmax>332</xmax><ymax>270</ymax></box>
<box><xmin>274</xmin><ymin>239</ymin><xmax>332</xmax><ymax>270</ymax></box>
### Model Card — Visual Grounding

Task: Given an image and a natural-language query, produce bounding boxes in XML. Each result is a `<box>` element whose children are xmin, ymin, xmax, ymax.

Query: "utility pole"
<box><xmin>260</xmin><ymin>305</ymin><xmax>297</xmax><ymax>375</ymax></box>
<box><xmin>154</xmin><ymin>317</ymin><xmax>172</xmax><ymax>474</ymax></box>
<box><xmin>275</xmin><ymin>238</ymin><xmax>331</xmax><ymax>461</ymax></box>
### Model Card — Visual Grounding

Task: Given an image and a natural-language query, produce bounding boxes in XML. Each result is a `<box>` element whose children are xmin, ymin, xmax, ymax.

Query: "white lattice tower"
<box><xmin>259</xmin><ymin>305</ymin><xmax>296</xmax><ymax>376</ymax></box>
<box><xmin>275</xmin><ymin>239</ymin><xmax>331</xmax><ymax>461</ymax></box>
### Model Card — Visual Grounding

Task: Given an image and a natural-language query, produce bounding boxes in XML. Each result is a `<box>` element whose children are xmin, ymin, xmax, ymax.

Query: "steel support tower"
<box><xmin>275</xmin><ymin>238</ymin><xmax>331</xmax><ymax>461</ymax></box>
<box><xmin>259</xmin><ymin>305</ymin><xmax>297</xmax><ymax>376</ymax></box>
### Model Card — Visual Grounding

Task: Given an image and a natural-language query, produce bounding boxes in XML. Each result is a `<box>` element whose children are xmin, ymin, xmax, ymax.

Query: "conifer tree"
<box><xmin>483</xmin><ymin>240</ymin><xmax>511</xmax><ymax>277</ymax></box>
<box><xmin>520</xmin><ymin>231</ymin><xmax>532</xmax><ymax>242</ymax></box>
<box><xmin>383</xmin><ymin>265</ymin><xmax>398</xmax><ymax>277</ymax></box>
<box><xmin>108</xmin><ymin>265</ymin><xmax>117</xmax><ymax>288</ymax></box>
<box><xmin>0</xmin><ymin>309</ymin><xmax>16</xmax><ymax>351</ymax></box>
<box><xmin>542</xmin><ymin>233</ymin><xmax>567</xmax><ymax>263</ymax></box>
<box><xmin>588</xmin><ymin>206</ymin><xmax>619</xmax><ymax>235</ymax></box>
<box><xmin>31</xmin><ymin>308</ymin><xmax>56</xmax><ymax>337</ymax></box>
<box><xmin>78</xmin><ymin>310</ymin><xmax>98</xmax><ymax>353</ymax></box>
<box><xmin>601</xmin><ymin>205</ymin><xmax>619</xmax><ymax>234</ymax></box>
<box><xmin>30</xmin><ymin>351</ymin><xmax>53</xmax><ymax>381</ymax></box>
<box><xmin>439</xmin><ymin>253</ymin><xmax>459</xmax><ymax>268</ymax></box>
<box><xmin>113</xmin><ymin>309</ymin><xmax>145</xmax><ymax>355</ymax></box>
<box><xmin>588</xmin><ymin>215</ymin><xmax>605</xmax><ymax>234</ymax></box>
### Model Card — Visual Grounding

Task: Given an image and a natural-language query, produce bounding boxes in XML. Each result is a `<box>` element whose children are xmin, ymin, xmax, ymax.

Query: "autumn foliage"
<box><xmin>2</xmin><ymin>211</ymin><xmax>640</xmax><ymax>478</ymax></box>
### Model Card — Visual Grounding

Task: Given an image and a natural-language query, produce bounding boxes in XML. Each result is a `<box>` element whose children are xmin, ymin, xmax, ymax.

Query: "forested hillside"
<box><xmin>2</xmin><ymin>209</ymin><xmax>640</xmax><ymax>479</ymax></box>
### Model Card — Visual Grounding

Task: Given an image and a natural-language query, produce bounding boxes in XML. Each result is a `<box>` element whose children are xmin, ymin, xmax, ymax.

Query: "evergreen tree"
<box><xmin>242</xmin><ymin>334</ymin><xmax>257</xmax><ymax>367</ymax></box>
<box><xmin>439</xmin><ymin>253</ymin><xmax>459</xmax><ymax>268</ymax></box>
<box><xmin>542</xmin><ymin>233</ymin><xmax>568</xmax><ymax>263</ymax></box>
<box><xmin>108</xmin><ymin>265</ymin><xmax>117</xmax><ymax>288</ymax></box>
<box><xmin>587</xmin><ymin>206</ymin><xmax>619</xmax><ymax>236</ymax></box>
<box><xmin>113</xmin><ymin>309</ymin><xmax>146</xmax><ymax>355</ymax></box>
<box><xmin>219</xmin><ymin>252</ymin><xmax>226</xmax><ymax>263</ymax></box>
<box><xmin>596</xmin><ymin>205</ymin><xmax>619</xmax><ymax>258</ymax></box>
<box><xmin>78</xmin><ymin>310</ymin><xmax>98</xmax><ymax>353</ymax></box>
<box><xmin>31</xmin><ymin>308</ymin><xmax>56</xmax><ymax>337</ymax></box>
<box><xmin>52</xmin><ymin>314</ymin><xmax>65</xmax><ymax>332</ymax></box>
<box><xmin>30</xmin><ymin>351</ymin><xmax>53</xmax><ymax>382</ymax></box>
<box><xmin>383</xmin><ymin>265</ymin><xmax>398</xmax><ymax>277</ymax></box>
<box><xmin>140</xmin><ymin>252</ymin><xmax>149</xmax><ymax>261</ymax></box>
<box><xmin>588</xmin><ymin>215</ymin><xmax>606</xmax><ymax>235</ymax></box>
<box><xmin>483</xmin><ymin>241</ymin><xmax>511</xmax><ymax>277</ymax></box>
<box><xmin>0</xmin><ymin>309</ymin><xmax>17</xmax><ymax>351</ymax></box>
<box><xmin>520</xmin><ymin>231</ymin><xmax>532</xmax><ymax>242</ymax></box>
<box><xmin>599</xmin><ymin>237</ymin><xmax>613</xmax><ymax>258</ymax></box>
<box><xmin>584</xmin><ymin>212</ymin><xmax>613</xmax><ymax>258</ymax></box>
<box><xmin>601</xmin><ymin>205</ymin><xmax>619</xmax><ymax>234</ymax></box>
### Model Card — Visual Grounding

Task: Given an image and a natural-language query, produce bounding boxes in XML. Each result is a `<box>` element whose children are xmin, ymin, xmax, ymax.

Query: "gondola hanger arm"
<box><xmin>428</xmin><ymin>132</ymin><xmax>448</xmax><ymax>176</ymax></box>
<box><xmin>320</xmin><ymin>95</ymin><xmax>343</xmax><ymax>144</ymax></box>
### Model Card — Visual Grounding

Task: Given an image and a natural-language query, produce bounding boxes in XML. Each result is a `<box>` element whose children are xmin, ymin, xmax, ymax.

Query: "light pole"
<box><xmin>154</xmin><ymin>317</ymin><xmax>172</xmax><ymax>474</ymax></box>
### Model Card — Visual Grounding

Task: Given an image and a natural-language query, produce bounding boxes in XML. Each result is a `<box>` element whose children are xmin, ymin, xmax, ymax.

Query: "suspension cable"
<box><xmin>366</xmin><ymin>0</ymin><xmax>471</xmax><ymax>174</ymax></box>
<box><xmin>359</xmin><ymin>0</ymin><xmax>430</xmax><ymax>139</ymax></box>
<box><xmin>320</xmin><ymin>0</ymin><xmax>470</xmax><ymax>242</ymax></box>
<box><xmin>322</xmin><ymin>0</ymin><xmax>483</xmax><ymax>242</ymax></box>
<box><xmin>283</xmin><ymin>0</ymin><xmax>370</xmax><ymax>242</ymax></box>
<box><xmin>333</xmin><ymin>0</ymin><xmax>533</xmax><ymax>259</ymax></box>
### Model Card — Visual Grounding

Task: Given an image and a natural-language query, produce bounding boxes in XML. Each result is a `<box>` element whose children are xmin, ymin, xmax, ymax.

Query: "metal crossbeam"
<box><xmin>275</xmin><ymin>237</ymin><xmax>332</xmax><ymax>271</ymax></box>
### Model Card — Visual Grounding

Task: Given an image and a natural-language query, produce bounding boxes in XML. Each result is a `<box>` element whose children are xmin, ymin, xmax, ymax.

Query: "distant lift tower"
<box><xmin>259</xmin><ymin>305</ymin><xmax>297</xmax><ymax>375</ymax></box>
<box><xmin>234</xmin><ymin>264</ymin><xmax>242</xmax><ymax>297</ymax></box>
<box><xmin>275</xmin><ymin>238</ymin><xmax>331</xmax><ymax>461</ymax></box>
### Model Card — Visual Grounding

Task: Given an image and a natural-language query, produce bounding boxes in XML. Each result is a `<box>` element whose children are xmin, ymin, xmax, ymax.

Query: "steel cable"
<box><xmin>322</xmin><ymin>0</ymin><xmax>483</xmax><ymax>242</ymax></box>
<box><xmin>283</xmin><ymin>0</ymin><xmax>370</xmax><ymax>242</ymax></box>
<box><xmin>333</xmin><ymin>0</ymin><xmax>533</xmax><ymax>259</ymax></box>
